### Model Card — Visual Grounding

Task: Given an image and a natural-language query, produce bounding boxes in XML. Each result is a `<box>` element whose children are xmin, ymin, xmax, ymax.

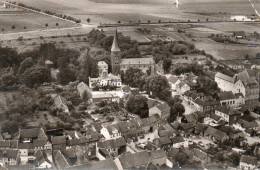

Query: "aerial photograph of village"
<box><xmin>0</xmin><ymin>0</ymin><xmax>260</xmax><ymax>169</ymax></box>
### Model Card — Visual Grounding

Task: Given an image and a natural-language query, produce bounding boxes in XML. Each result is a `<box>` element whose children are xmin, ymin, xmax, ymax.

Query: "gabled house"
<box><xmin>53</xmin><ymin>150</ymin><xmax>71</xmax><ymax>169</ymax></box>
<box><xmin>150</xmin><ymin>150</ymin><xmax>167</xmax><ymax>167</ymax></box>
<box><xmin>18</xmin><ymin>128</ymin><xmax>49</xmax><ymax>165</ymax></box>
<box><xmin>34</xmin><ymin>150</ymin><xmax>52</xmax><ymax>169</ymax></box>
<box><xmin>91</xmin><ymin>123</ymin><xmax>103</xmax><ymax>133</ymax></box>
<box><xmin>218</xmin><ymin>91</ymin><xmax>237</xmax><ymax>108</ymax></box>
<box><xmin>215</xmin><ymin>106</ymin><xmax>242</xmax><ymax>125</ymax></box>
<box><xmin>0</xmin><ymin>150</ymin><xmax>20</xmax><ymax>167</ymax></box>
<box><xmin>52</xmin><ymin>94</ymin><xmax>69</xmax><ymax>113</ymax></box>
<box><xmin>91</xmin><ymin>159</ymin><xmax>118</xmax><ymax>170</ymax></box>
<box><xmin>77</xmin><ymin>82</ymin><xmax>93</xmax><ymax>102</ymax></box>
<box><xmin>96</xmin><ymin>137</ymin><xmax>126</xmax><ymax>159</ymax></box>
<box><xmin>62</xmin><ymin>148</ymin><xmax>77</xmax><ymax>165</ymax></box>
<box><xmin>192</xmin><ymin>148</ymin><xmax>212</xmax><ymax>165</ymax></box>
<box><xmin>51</xmin><ymin>136</ymin><xmax>66</xmax><ymax>150</ymax></box>
<box><xmin>168</xmin><ymin>76</ymin><xmax>181</xmax><ymax>91</ymax></box>
<box><xmin>115</xmin><ymin>151</ymin><xmax>151</xmax><ymax>170</ymax></box>
<box><xmin>233</xmin><ymin>119</ymin><xmax>259</xmax><ymax>135</ymax></box>
<box><xmin>204</xmin><ymin>127</ymin><xmax>229</xmax><ymax>143</ymax></box>
<box><xmin>194</xmin><ymin>123</ymin><xmax>208</xmax><ymax>136</ymax></box>
<box><xmin>172</xmin><ymin>137</ymin><xmax>188</xmax><ymax>148</ymax></box>
<box><xmin>100</xmin><ymin>124</ymin><xmax>121</xmax><ymax>140</ymax></box>
<box><xmin>180</xmin><ymin>123</ymin><xmax>195</xmax><ymax>136</ymax></box>
<box><xmin>153</xmin><ymin>137</ymin><xmax>172</xmax><ymax>151</ymax></box>
<box><xmin>239</xmin><ymin>155</ymin><xmax>257</xmax><ymax>170</ymax></box>
<box><xmin>149</xmin><ymin>103</ymin><xmax>170</xmax><ymax>120</ymax></box>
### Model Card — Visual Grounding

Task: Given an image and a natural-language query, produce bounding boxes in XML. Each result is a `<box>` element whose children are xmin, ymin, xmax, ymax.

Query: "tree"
<box><xmin>125</xmin><ymin>95</ymin><xmax>148</xmax><ymax>118</ymax></box>
<box><xmin>123</xmin><ymin>68</ymin><xmax>144</xmax><ymax>87</ymax></box>
<box><xmin>17</xmin><ymin>57</ymin><xmax>34</xmax><ymax>75</ymax></box>
<box><xmin>144</xmin><ymin>75</ymin><xmax>171</xmax><ymax>100</ymax></box>
<box><xmin>57</xmin><ymin>66</ymin><xmax>76</xmax><ymax>85</ymax></box>
<box><xmin>168</xmin><ymin>103</ymin><xmax>185</xmax><ymax>123</ymax></box>
<box><xmin>21</xmin><ymin>66</ymin><xmax>51</xmax><ymax>88</ymax></box>
<box><xmin>163</xmin><ymin>58</ymin><xmax>172</xmax><ymax>73</ymax></box>
<box><xmin>0</xmin><ymin>46</ymin><xmax>20</xmax><ymax>69</ymax></box>
<box><xmin>87</xmin><ymin>18</ymin><xmax>91</xmax><ymax>23</ymax></box>
<box><xmin>56</xmin><ymin>23</ymin><xmax>59</xmax><ymax>27</ymax></box>
<box><xmin>90</xmin><ymin>61</ymin><xmax>99</xmax><ymax>78</ymax></box>
<box><xmin>1</xmin><ymin>73</ymin><xmax>17</xmax><ymax>90</ymax></box>
<box><xmin>45</xmin><ymin>23</ymin><xmax>48</xmax><ymax>27</ymax></box>
<box><xmin>24</xmin><ymin>26</ymin><xmax>26</xmax><ymax>29</ymax></box>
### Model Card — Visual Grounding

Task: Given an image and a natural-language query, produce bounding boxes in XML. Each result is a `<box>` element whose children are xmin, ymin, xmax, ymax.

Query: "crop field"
<box><xmin>180</xmin><ymin>0</ymin><xmax>260</xmax><ymax>15</ymax></box>
<box><xmin>0</xmin><ymin>6</ymin><xmax>77</xmax><ymax>34</ymax></box>
<box><xmin>7</xmin><ymin>0</ymin><xmax>237</xmax><ymax>26</ymax></box>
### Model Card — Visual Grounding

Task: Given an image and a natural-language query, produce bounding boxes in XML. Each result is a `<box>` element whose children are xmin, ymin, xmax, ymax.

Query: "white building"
<box><xmin>239</xmin><ymin>155</ymin><xmax>257</xmax><ymax>170</ymax></box>
<box><xmin>89</xmin><ymin>69</ymin><xmax>122</xmax><ymax>89</ymax></box>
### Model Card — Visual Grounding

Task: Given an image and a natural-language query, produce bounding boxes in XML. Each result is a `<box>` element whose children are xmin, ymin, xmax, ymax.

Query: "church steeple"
<box><xmin>111</xmin><ymin>29</ymin><xmax>121</xmax><ymax>75</ymax></box>
<box><xmin>111</xmin><ymin>29</ymin><xmax>121</xmax><ymax>52</ymax></box>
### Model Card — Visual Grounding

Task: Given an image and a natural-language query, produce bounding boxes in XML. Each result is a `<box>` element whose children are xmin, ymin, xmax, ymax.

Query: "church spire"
<box><xmin>111</xmin><ymin>29</ymin><xmax>121</xmax><ymax>52</ymax></box>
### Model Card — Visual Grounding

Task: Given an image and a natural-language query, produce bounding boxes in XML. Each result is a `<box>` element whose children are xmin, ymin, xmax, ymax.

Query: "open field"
<box><xmin>180</xmin><ymin>0</ymin><xmax>260</xmax><ymax>16</ymax></box>
<box><xmin>6</xmin><ymin>0</ymin><xmax>239</xmax><ymax>27</ymax></box>
<box><xmin>0</xmin><ymin>6</ymin><xmax>77</xmax><ymax>34</ymax></box>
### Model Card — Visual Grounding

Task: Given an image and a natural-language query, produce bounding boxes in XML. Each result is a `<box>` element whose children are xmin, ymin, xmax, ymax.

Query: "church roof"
<box><xmin>111</xmin><ymin>30</ymin><xmax>121</xmax><ymax>52</ymax></box>
<box><xmin>120</xmin><ymin>58</ymin><xmax>154</xmax><ymax>65</ymax></box>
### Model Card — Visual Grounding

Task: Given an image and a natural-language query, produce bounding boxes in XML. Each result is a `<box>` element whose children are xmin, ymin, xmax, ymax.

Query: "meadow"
<box><xmin>0</xmin><ymin>5</ymin><xmax>76</xmax><ymax>34</ymax></box>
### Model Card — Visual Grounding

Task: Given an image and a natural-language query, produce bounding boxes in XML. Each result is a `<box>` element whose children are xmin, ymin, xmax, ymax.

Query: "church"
<box><xmin>111</xmin><ymin>30</ymin><xmax>155</xmax><ymax>75</ymax></box>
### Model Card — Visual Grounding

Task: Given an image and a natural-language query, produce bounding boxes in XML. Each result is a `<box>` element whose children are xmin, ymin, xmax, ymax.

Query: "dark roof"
<box><xmin>148</xmin><ymin>114</ymin><xmax>160</xmax><ymax>124</ymax></box>
<box><xmin>51</xmin><ymin>136</ymin><xmax>66</xmax><ymax>145</ymax></box>
<box><xmin>158</xmin><ymin>130</ymin><xmax>173</xmax><ymax>137</ymax></box>
<box><xmin>240</xmin><ymin>155</ymin><xmax>257</xmax><ymax>165</ymax></box>
<box><xmin>97</xmin><ymin>137</ymin><xmax>126</xmax><ymax>149</ymax></box>
<box><xmin>167</xmin><ymin>148</ymin><xmax>179</xmax><ymax>158</ymax></box>
<box><xmin>195</xmin><ymin>123</ymin><xmax>208</xmax><ymax>131</ymax></box>
<box><xmin>216</xmin><ymin>106</ymin><xmax>241</xmax><ymax>116</ymax></box>
<box><xmin>205</xmin><ymin>127</ymin><xmax>228</xmax><ymax>141</ymax></box>
<box><xmin>210</xmin><ymin>112</ymin><xmax>221</xmax><ymax>121</ymax></box>
<box><xmin>7</xmin><ymin>165</ymin><xmax>30</xmax><ymax>170</ymax></box>
<box><xmin>192</xmin><ymin>148</ymin><xmax>207</xmax><ymax>160</ymax></box>
<box><xmin>63</xmin><ymin>149</ymin><xmax>76</xmax><ymax>159</ymax></box>
<box><xmin>0</xmin><ymin>140</ymin><xmax>10</xmax><ymax>147</ymax></box>
<box><xmin>92</xmin><ymin>123</ymin><xmax>103</xmax><ymax>132</ymax></box>
<box><xmin>154</xmin><ymin>137</ymin><xmax>172</xmax><ymax>146</ymax></box>
<box><xmin>34</xmin><ymin>150</ymin><xmax>51</xmax><ymax>167</ymax></box>
<box><xmin>0</xmin><ymin>149</ymin><xmax>18</xmax><ymax>159</ymax></box>
<box><xmin>118</xmin><ymin>151</ymin><xmax>150</xmax><ymax>169</ymax></box>
<box><xmin>243</xmin><ymin>121</ymin><xmax>258</xmax><ymax>128</ymax></box>
<box><xmin>181</xmin><ymin>122</ymin><xmax>195</xmax><ymax>130</ymax></box>
<box><xmin>20</xmin><ymin>128</ymin><xmax>40</xmax><ymax>138</ymax></box>
<box><xmin>219</xmin><ymin>91</ymin><xmax>236</xmax><ymax>100</ymax></box>
<box><xmin>91</xmin><ymin>159</ymin><xmax>118</xmax><ymax>170</ymax></box>
<box><xmin>171</xmin><ymin>137</ymin><xmax>185</xmax><ymax>144</ymax></box>
<box><xmin>150</xmin><ymin>150</ymin><xmax>166</xmax><ymax>159</ymax></box>
<box><xmin>185</xmin><ymin>114</ymin><xmax>197</xmax><ymax>123</ymax></box>
<box><xmin>156</xmin><ymin>103</ymin><xmax>170</xmax><ymax>112</ymax></box>
<box><xmin>170</xmin><ymin>121</ymin><xmax>180</xmax><ymax>129</ymax></box>
<box><xmin>194</xmin><ymin>111</ymin><xmax>206</xmax><ymax>119</ymax></box>
<box><xmin>53</xmin><ymin>150</ymin><xmax>71</xmax><ymax>169</ymax></box>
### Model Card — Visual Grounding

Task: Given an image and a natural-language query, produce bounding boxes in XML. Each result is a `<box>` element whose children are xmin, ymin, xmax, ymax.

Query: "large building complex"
<box><xmin>215</xmin><ymin>71</ymin><xmax>259</xmax><ymax>105</ymax></box>
<box><xmin>111</xmin><ymin>30</ymin><xmax>155</xmax><ymax>75</ymax></box>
